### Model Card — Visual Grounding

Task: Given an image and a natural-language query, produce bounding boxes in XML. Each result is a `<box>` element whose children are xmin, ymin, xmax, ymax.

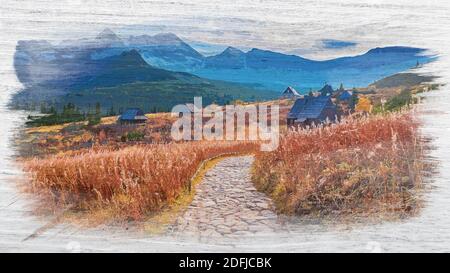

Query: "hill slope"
<box><xmin>371</xmin><ymin>73</ymin><xmax>436</xmax><ymax>89</ymax></box>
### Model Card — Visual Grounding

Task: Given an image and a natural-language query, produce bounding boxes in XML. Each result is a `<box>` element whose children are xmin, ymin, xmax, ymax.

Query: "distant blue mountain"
<box><xmin>11</xmin><ymin>49</ymin><xmax>276</xmax><ymax>111</ymax></box>
<box><xmin>203</xmin><ymin>47</ymin><xmax>325</xmax><ymax>70</ymax></box>
<box><xmin>205</xmin><ymin>47</ymin><xmax>246</xmax><ymax>69</ymax></box>
<box><xmin>123</xmin><ymin>33</ymin><xmax>204</xmax><ymax>70</ymax></box>
<box><xmin>14</xmin><ymin>29</ymin><xmax>436</xmax><ymax>94</ymax></box>
<box><xmin>70</xmin><ymin>49</ymin><xmax>179</xmax><ymax>90</ymax></box>
<box><xmin>195</xmin><ymin>46</ymin><xmax>434</xmax><ymax>90</ymax></box>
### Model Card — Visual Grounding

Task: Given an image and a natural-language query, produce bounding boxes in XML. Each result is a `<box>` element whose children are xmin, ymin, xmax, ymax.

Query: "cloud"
<box><xmin>321</xmin><ymin>39</ymin><xmax>357</xmax><ymax>49</ymax></box>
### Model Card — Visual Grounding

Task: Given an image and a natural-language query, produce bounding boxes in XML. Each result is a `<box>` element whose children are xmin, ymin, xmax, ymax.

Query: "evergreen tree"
<box><xmin>49</xmin><ymin>106</ymin><xmax>57</xmax><ymax>114</ymax></box>
<box><xmin>350</xmin><ymin>93</ymin><xmax>358</xmax><ymax>111</ymax></box>
<box><xmin>108</xmin><ymin>105</ymin><xmax>116</xmax><ymax>116</ymax></box>
<box><xmin>95</xmin><ymin>102</ymin><xmax>101</xmax><ymax>116</ymax></box>
<box><xmin>40</xmin><ymin>103</ymin><xmax>47</xmax><ymax>114</ymax></box>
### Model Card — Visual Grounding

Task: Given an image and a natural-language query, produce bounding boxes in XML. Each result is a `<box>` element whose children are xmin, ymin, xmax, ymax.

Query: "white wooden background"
<box><xmin>1</xmin><ymin>0</ymin><xmax>450</xmax><ymax>252</ymax></box>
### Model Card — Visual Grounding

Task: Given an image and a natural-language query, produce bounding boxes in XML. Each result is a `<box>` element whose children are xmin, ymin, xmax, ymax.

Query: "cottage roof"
<box><xmin>288</xmin><ymin>95</ymin><xmax>335</xmax><ymax>120</ymax></box>
<box><xmin>319</xmin><ymin>84</ymin><xmax>334</xmax><ymax>96</ymax></box>
<box><xmin>339</xmin><ymin>90</ymin><xmax>353</xmax><ymax>100</ymax></box>
<box><xmin>282</xmin><ymin>86</ymin><xmax>300</xmax><ymax>97</ymax></box>
<box><xmin>119</xmin><ymin>108</ymin><xmax>147</xmax><ymax>121</ymax></box>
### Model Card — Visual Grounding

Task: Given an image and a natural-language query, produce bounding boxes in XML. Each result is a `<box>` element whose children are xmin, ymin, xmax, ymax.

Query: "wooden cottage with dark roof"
<box><xmin>118</xmin><ymin>108</ymin><xmax>148</xmax><ymax>124</ymax></box>
<box><xmin>287</xmin><ymin>95</ymin><xmax>338</xmax><ymax>127</ymax></box>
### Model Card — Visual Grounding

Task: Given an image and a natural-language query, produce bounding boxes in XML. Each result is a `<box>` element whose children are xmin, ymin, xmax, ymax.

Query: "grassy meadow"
<box><xmin>19</xmin><ymin>73</ymin><xmax>438</xmax><ymax>223</ymax></box>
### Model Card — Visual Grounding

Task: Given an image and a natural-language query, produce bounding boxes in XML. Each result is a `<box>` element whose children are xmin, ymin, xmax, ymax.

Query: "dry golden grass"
<box><xmin>99</xmin><ymin>116</ymin><xmax>117</xmax><ymax>125</ymax></box>
<box><xmin>26</xmin><ymin>123</ymin><xmax>67</xmax><ymax>134</ymax></box>
<box><xmin>22</xmin><ymin>100</ymin><xmax>428</xmax><ymax>223</ymax></box>
<box><xmin>24</xmin><ymin>141</ymin><xmax>258</xmax><ymax>222</ymax></box>
<box><xmin>252</xmin><ymin>112</ymin><xmax>428</xmax><ymax>217</ymax></box>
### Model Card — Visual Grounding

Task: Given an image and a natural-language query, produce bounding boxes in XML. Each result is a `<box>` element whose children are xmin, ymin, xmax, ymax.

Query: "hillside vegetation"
<box><xmin>252</xmin><ymin>113</ymin><xmax>427</xmax><ymax>216</ymax></box>
<box><xmin>63</xmin><ymin>79</ymin><xmax>273</xmax><ymax>114</ymax></box>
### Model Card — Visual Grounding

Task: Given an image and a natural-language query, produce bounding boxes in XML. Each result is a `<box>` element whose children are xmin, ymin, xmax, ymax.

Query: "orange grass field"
<box><xmin>24</xmin><ymin>141</ymin><xmax>259</xmax><ymax>221</ymax></box>
<box><xmin>24</xmin><ymin>111</ymin><xmax>429</xmax><ymax>222</ymax></box>
<box><xmin>252</xmin><ymin>112</ymin><xmax>429</xmax><ymax>217</ymax></box>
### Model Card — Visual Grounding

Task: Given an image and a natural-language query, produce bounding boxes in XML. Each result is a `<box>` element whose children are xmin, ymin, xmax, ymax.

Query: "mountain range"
<box><xmin>12</xmin><ymin>28</ymin><xmax>436</xmax><ymax>111</ymax></box>
<box><xmin>11</xmin><ymin>49</ymin><xmax>275</xmax><ymax>112</ymax></box>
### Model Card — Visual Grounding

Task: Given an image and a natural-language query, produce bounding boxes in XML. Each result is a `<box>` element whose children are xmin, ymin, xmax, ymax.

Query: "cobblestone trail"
<box><xmin>170</xmin><ymin>156</ymin><xmax>283</xmax><ymax>240</ymax></box>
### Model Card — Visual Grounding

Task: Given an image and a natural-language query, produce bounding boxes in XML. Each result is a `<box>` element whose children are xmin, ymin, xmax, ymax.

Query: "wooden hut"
<box><xmin>118</xmin><ymin>108</ymin><xmax>148</xmax><ymax>124</ymax></box>
<box><xmin>287</xmin><ymin>95</ymin><xmax>337</xmax><ymax>127</ymax></box>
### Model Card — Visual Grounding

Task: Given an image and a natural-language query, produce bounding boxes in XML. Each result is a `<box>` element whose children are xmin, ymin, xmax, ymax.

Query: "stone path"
<box><xmin>169</xmin><ymin>156</ymin><xmax>282</xmax><ymax>240</ymax></box>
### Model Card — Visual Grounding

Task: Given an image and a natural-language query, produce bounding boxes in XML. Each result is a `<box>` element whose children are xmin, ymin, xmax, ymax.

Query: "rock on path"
<box><xmin>169</xmin><ymin>156</ymin><xmax>282</xmax><ymax>240</ymax></box>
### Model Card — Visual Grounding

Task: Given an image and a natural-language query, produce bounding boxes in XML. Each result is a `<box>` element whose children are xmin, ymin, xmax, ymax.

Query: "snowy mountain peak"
<box><xmin>128</xmin><ymin>33</ymin><xmax>184</xmax><ymax>46</ymax></box>
<box><xmin>222</xmin><ymin>46</ymin><xmax>244</xmax><ymax>55</ymax></box>
<box><xmin>96</xmin><ymin>28</ymin><xmax>120</xmax><ymax>41</ymax></box>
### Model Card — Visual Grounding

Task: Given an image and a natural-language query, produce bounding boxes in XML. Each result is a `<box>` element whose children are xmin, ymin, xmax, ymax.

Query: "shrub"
<box><xmin>126</xmin><ymin>130</ymin><xmax>145</xmax><ymax>141</ymax></box>
<box><xmin>86</xmin><ymin>115</ymin><xmax>101</xmax><ymax>126</ymax></box>
<box><xmin>26</xmin><ymin>103</ymin><xmax>86</xmax><ymax>127</ymax></box>
<box><xmin>384</xmin><ymin>89</ymin><xmax>412</xmax><ymax>111</ymax></box>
